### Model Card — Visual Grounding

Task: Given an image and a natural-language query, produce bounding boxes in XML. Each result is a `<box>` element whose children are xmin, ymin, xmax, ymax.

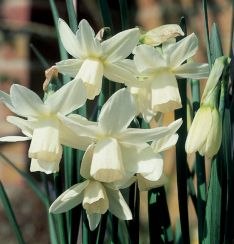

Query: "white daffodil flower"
<box><xmin>139</xmin><ymin>24</ymin><xmax>184</xmax><ymax>46</ymax></box>
<box><xmin>56</xmin><ymin>18</ymin><xmax>140</xmax><ymax>99</ymax></box>
<box><xmin>0</xmin><ymin>79</ymin><xmax>91</xmax><ymax>174</ymax></box>
<box><xmin>49</xmin><ymin>152</ymin><xmax>133</xmax><ymax>231</ymax></box>
<box><xmin>132</xmin><ymin>33</ymin><xmax>209</xmax><ymax>116</ymax></box>
<box><xmin>137</xmin><ymin>133</ymin><xmax>179</xmax><ymax>191</ymax></box>
<box><xmin>59</xmin><ymin>88</ymin><xmax>182</xmax><ymax>183</ymax></box>
<box><xmin>185</xmin><ymin>56</ymin><xmax>230</xmax><ymax>158</ymax></box>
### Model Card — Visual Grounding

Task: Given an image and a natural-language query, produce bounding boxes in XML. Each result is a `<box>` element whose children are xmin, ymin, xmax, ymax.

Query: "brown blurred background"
<box><xmin>0</xmin><ymin>0</ymin><xmax>232</xmax><ymax>243</ymax></box>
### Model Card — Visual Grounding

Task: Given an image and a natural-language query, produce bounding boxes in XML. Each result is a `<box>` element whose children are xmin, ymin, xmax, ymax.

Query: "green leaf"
<box><xmin>66</xmin><ymin>0</ymin><xmax>77</xmax><ymax>32</ymax></box>
<box><xmin>98</xmin><ymin>0</ymin><xmax>114</xmax><ymax>30</ymax></box>
<box><xmin>210</xmin><ymin>23</ymin><xmax>223</xmax><ymax>64</ymax></box>
<box><xmin>222</xmin><ymin>109</ymin><xmax>234</xmax><ymax>243</ymax></box>
<box><xmin>202</xmin><ymin>0</ymin><xmax>211</xmax><ymax>67</ymax></box>
<box><xmin>49</xmin><ymin>0</ymin><xmax>68</xmax><ymax>62</ymax></box>
<box><xmin>118</xmin><ymin>0</ymin><xmax>129</xmax><ymax>30</ymax></box>
<box><xmin>0</xmin><ymin>181</ymin><xmax>25</xmax><ymax>244</ymax></box>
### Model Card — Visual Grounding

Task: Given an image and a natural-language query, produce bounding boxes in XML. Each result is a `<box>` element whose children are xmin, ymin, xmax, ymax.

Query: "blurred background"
<box><xmin>0</xmin><ymin>0</ymin><xmax>232</xmax><ymax>243</ymax></box>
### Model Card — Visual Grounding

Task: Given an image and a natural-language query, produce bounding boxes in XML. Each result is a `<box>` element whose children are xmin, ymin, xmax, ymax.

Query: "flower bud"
<box><xmin>139</xmin><ymin>24</ymin><xmax>184</xmax><ymax>46</ymax></box>
<box><xmin>185</xmin><ymin>105</ymin><xmax>222</xmax><ymax>158</ymax></box>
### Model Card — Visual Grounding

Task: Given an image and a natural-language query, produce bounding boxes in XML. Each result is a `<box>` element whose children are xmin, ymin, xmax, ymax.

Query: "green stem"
<box><xmin>175</xmin><ymin>79</ymin><xmax>190</xmax><ymax>244</ymax></box>
<box><xmin>53</xmin><ymin>173</ymin><xmax>68</xmax><ymax>244</ymax></box>
<box><xmin>96</xmin><ymin>213</ymin><xmax>107</xmax><ymax>244</ymax></box>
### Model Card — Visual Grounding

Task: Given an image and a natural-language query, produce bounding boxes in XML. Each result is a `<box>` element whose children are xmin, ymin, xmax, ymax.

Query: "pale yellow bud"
<box><xmin>185</xmin><ymin>105</ymin><xmax>222</xmax><ymax>158</ymax></box>
<box><xmin>139</xmin><ymin>24</ymin><xmax>184</xmax><ymax>46</ymax></box>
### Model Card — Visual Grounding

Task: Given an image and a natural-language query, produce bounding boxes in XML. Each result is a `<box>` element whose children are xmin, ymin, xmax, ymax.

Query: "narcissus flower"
<box><xmin>185</xmin><ymin>56</ymin><xmax>230</xmax><ymax>158</ymax></box>
<box><xmin>132</xmin><ymin>33</ymin><xmax>209</xmax><ymax>116</ymax></box>
<box><xmin>59</xmin><ymin>88</ymin><xmax>182</xmax><ymax>183</ymax></box>
<box><xmin>49</xmin><ymin>153</ymin><xmax>134</xmax><ymax>231</ymax></box>
<box><xmin>139</xmin><ymin>24</ymin><xmax>184</xmax><ymax>46</ymax></box>
<box><xmin>0</xmin><ymin>79</ymin><xmax>91</xmax><ymax>174</ymax></box>
<box><xmin>56</xmin><ymin>18</ymin><xmax>140</xmax><ymax>99</ymax></box>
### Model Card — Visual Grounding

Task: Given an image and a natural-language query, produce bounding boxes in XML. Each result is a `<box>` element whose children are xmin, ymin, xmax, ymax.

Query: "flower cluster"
<box><xmin>0</xmin><ymin>18</ymin><xmax>209</xmax><ymax>230</ymax></box>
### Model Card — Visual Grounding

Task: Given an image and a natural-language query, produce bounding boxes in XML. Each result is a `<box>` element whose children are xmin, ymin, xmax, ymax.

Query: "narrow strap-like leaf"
<box><xmin>210</xmin><ymin>23</ymin><xmax>223</xmax><ymax>64</ymax></box>
<box><xmin>98</xmin><ymin>0</ymin><xmax>114</xmax><ymax>30</ymax></box>
<box><xmin>66</xmin><ymin>0</ymin><xmax>77</xmax><ymax>32</ymax></box>
<box><xmin>202</xmin><ymin>0</ymin><xmax>211</xmax><ymax>67</ymax></box>
<box><xmin>0</xmin><ymin>181</ymin><xmax>25</xmax><ymax>244</ymax></box>
<box><xmin>118</xmin><ymin>0</ymin><xmax>129</xmax><ymax>30</ymax></box>
<box><xmin>49</xmin><ymin>0</ymin><xmax>68</xmax><ymax>61</ymax></box>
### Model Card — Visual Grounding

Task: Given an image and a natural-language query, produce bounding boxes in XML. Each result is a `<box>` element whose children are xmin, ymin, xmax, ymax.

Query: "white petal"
<box><xmin>99</xmin><ymin>88</ymin><xmax>137</xmax><ymax>134</ymax></box>
<box><xmin>105</xmin><ymin>176</ymin><xmax>136</xmax><ymax>191</ymax></box>
<box><xmin>45</xmin><ymin>78</ymin><xmax>87</xmax><ymax>115</ymax></box>
<box><xmin>0</xmin><ymin>136</ymin><xmax>30</xmax><ymax>142</ymax></box>
<box><xmin>91</xmin><ymin>138</ymin><xmax>125</xmax><ymax>182</ymax></box>
<box><xmin>150</xmin><ymin>71</ymin><xmax>181</xmax><ymax>113</ymax></box>
<box><xmin>86</xmin><ymin>213</ymin><xmax>101</xmax><ymax>231</ymax></box>
<box><xmin>83</xmin><ymin>181</ymin><xmax>109</xmax><ymax>214</ymax></box>
<box><xmin>166</xmin><ymin>33</ymin><xmax>198</xmax><ymax>68</ymax></box>
<box><xmin>59</xmin><ymin>119</ymin><xmax>93</xmax><ymax>150</ymax></box>
<box><xmin>76</xmin><ymin>59</ymin><xmax>103</xmax><ymax>99</ymax></box>
<box><xmin>174</xmin><ymin>62</ymin><xmax>209</xmax><ymax>79</ymax></box>
<box><xmin>121</xmin><ymin>143</ymin><xmax>158</xmax><ymax>175</ymax></box>
<box><xmin>10</xmin><ymin>84</ymin><xmax>45</xmax><ymax>117</ymax></box>
<box><xmin>7</xmin><ymin>116</ymin><xmax>34</xmax><ymax>136</ymax></box>
<box><xmin>76</xmin><ymin>19</ymin><xmax>102</xmax><ymax>57</ymax></box>
<box><xmin>151</xmin><ymin>134</ymin><xmax>178</xmax><ymax>153</ymax></box>
<box><xmin>30</xmin><ymin>158</ymin><xmax>60</xmax><ymax>174</ymax></box>
<box><xmin>137</xmin><ymin>174</ymin><xmax>166</xmax><ymax>191</ymax></box>
<box><xmin>102</xmin><ymin>28</ymin><xmax>140</xmax><ymax>63</ymax></box>
<box><xmin>56</xmin><ymin>59</ymin><xmax>82</xmax><ymax>77</ymax></box>
<box><xmin>134</xmin><ymin>44</ymin><xmax>166</xmax><ymax>73</ymax></box>
<box><xmin>140</xmin><ymin>154</ymin><xmax>163</xmax><ymax>181</ymax></box>
<box><xmin>118</xmin><ymin>118</ymin><xmax>182</xmax><ymax>144</ymax></box>
<box><xmin>106</xmin><ymin>188</ymin><xmax>132</xmax><ymax>220</ymax></box>
<box><xmin>49</xmin><ymin>180</ymin><xmax>89</xmax><ymax>213</ymax></box>
<box><xmin>80</xmin><ymin>144</ymin><xmax>94</xmax><ymax>179</ymax></box>
<box><xmin>0</xmin><ymin>90</ymin><xmax>15</xmax><ymax>112</ymax></box>
<box><xmin>104</xmin><ymin>61</ymin><xmax>139</xmax><ymax>87</ymax></box>
<box><xmin>58</xmin><ymin>18</ymin><xmax>82</xmax><ymax>58</ymax></box>
<box><xmin>29</xmin><ymin>119</ymin><xmax>62</xmax><ymax>162</ymax></box>
<box><xmin>58</xmin><ymin>113</ymin><xmax>99</xmax><ymax>139</ymax></box>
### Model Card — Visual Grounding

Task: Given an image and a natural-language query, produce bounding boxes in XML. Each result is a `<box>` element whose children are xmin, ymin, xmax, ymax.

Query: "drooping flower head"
<box><xmin>56</xmin><ymin>19</ymin><xmax>140</xmax><ymax>99</ymax></box>
<box><xmin>0</xmin><ymin>79</ymin><xmax>91</xmax><ymax>173</ymax></box>
<box><xmin>49</xmin><ymin>152</ymin><xmax>134</xmax><ymax>231</ymax></box>
<box><xmin>59</xmin><ymin>88</ymin><xmax>182</xmax><ymax>183</ymax></box>
<box><xmin>130</xmin><ymin>33</ymin><xmax>209</xmax><ymax>120</ymax></box>
<box><xmin>185</xmin><ymin>56</ymin><xmax>230</xmax><ymax>158</ymax></box>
